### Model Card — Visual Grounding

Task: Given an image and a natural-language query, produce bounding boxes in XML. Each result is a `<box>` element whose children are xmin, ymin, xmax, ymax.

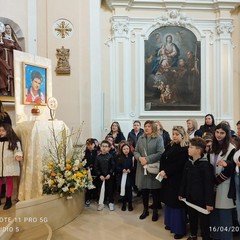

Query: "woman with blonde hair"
<box><xmin>159</xmin><ymin>126</ymin><xmax>189</xmax><ymax>239</ymax></box>
<box><xmin>134</xmin><ymin>120</ymin><xmax>164</xmax><ymax>221</ymax></box>
<box><xmin>186</xmin><ymin>118</ymin><xmax>198</xmax><ymax>139</ymax></box>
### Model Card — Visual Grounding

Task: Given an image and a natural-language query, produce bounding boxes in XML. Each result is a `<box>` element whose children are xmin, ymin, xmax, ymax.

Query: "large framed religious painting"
<box><xmin>144</xmin><ymin>26</ymin><xmax>201</xmax><ymax>112</ymax></box>
<box><xmin>22</xmin><ymin>63</ymin><xmax>47</xmax><ymax>105</ymax></box>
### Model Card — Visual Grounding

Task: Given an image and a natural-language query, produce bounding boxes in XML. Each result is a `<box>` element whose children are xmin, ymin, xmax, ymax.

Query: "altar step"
<box><xmin>11</xmin><ymin>223</ymin><xmax>52</xmax><ymax>240</ymax></box>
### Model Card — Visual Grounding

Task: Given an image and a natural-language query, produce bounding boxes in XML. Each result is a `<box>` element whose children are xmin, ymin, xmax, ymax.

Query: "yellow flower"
<box><xmin>50</xmin><ymin>180</ymin><xmax>54</xmax><ymax>186</ymax></box>
<box><xmin>42</xmin><ymin>122</ymin><xmax>95</xmax><ymax>197</ymax></box>
<box><xmin>72</xmin><ymin>174</ymin><xmax>77</xmax><ymax>180</ymax></box>
<box><xmin>76</xmin><ymin>171</ymin><xmax>83</xmax><ymax>178</ymax></box>
<box><xmin>48</xmin><ymin>162</ymin><xmax>53</xmax><ymax>169</ymax></box>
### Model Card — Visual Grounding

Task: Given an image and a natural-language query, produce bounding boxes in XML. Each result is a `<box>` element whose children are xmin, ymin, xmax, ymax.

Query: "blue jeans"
<box><xmin>235</xmin><ymin>173</ymin><xmax>240</xmax><ymax>225</ymax></box>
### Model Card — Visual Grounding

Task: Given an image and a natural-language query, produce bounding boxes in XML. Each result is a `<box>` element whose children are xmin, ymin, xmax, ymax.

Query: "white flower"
<box><xmin>72</xmin><ymin>165</ymin><xmax>78</xmax><ymax>171</ymax></box>
<box><xmin>42</xmin><ymin>165</ymin><xmax>49</xmax><ymax>171</ymax></box>
<box><xmin>62</xmin><ymin>186</ymin><xmax>69</xmax><ymax>192</ymax></box>
<box><xmin>57</xmin><ymin>178</ymin><xmax>65</xmax><ymax>188</ymax></box>
<box><xmin>42</xmin><ymin>122</ymin><xmax>94</xmax><ymax>198</ymax></box>
<box><xmin>64</xmin><ymin>170</ymin><xmax>72</xmax><ymax>177</ymax></box>
<box><xmin>74</xmin><ymin>160</ymin><xmax>80</xmax><ymax>166</ymax></box>
<box><xmin>58</xmin><ymin>163</ymin><xmax>65</xmax><ymax>171</ymax></box>
<box><xmin>82</xmin><ymin>159</ymin><xmax>87</xmax><ymax>166</ymax></box>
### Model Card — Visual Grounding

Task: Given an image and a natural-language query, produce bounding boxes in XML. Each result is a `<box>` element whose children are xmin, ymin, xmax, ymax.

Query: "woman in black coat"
<box><xmin>159</xmin><ymin>126</ymin><xmax>189</xmax><ymax>239</ymax></box>
<box><xmin>199</xmin><ymin>114</ymin><xmax>216</xmax><ymax>135</ymax></box>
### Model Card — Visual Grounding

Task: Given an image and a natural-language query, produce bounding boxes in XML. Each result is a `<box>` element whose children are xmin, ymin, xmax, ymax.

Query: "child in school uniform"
<box><xmin>94</xmin><ymin>140</ymin><xmax>115</xmax><ymax>211</ymax></box>
<box><xmin>0</xmin><ymin>124</ymin><xmax>23</xmax><ymax>210</ymax></box>
<box><xmin>179</xmin><ymin>137</ymin><xmax>214</xmax><ymax>240</ymax></box>
<box><xmin>116</xmin><ymin>142</ymin><xmax>134</xmax><ymax>211</ymax></box>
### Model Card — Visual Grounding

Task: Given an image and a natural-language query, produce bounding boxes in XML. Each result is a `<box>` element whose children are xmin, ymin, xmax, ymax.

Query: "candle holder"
<box><xmin>31</xmin><ymin>105</ymin><xmax>40</xmax><ymax>116</ymax></box>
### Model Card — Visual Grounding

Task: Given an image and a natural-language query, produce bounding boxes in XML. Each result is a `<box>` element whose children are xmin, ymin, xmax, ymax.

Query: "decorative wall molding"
<box><xmin>106</xmin><ymin>9</ymin><xmax>235</xmax><ymax>126</ymax></box>
<box><xmin>202</xmin><ymin>30</ymin><xmax>214</xmax><ymax>45</ymax></box>
<box><xmin>155</xmin><ymin>10</ymin><xmax>193</xmax><ymax>28</ymax></box>
<box><xmin>216</xmin><ymin>22</ymin><xmax>234</xmax><ymax>36</ymax></box>
<box><xmin>105</xmin><ymin>0</ymin><xmax>240</xmax><ymax>11</ymax></box>
<box><xmin>111</xmin><ymin>20</ymin><xmax>129</xmax><ymax>38</ymax></box>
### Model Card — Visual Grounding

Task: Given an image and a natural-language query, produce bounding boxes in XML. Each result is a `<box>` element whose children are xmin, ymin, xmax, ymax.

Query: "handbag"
<box><xmin>146</xmin><ymin>162</ymin><xmax>160</xmax><ymax>174</ymax></box>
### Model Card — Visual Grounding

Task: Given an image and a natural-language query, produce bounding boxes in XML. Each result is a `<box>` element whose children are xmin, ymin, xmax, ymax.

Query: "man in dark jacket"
<box><xmin>127</xmin><ymin>120</ymin><xmax>144</xmax><ymax>195</ymax></box>
<box><xmin>127</xmin><ymin>120</ymin><xmax>144</xmax><ymax>148</ymax></box>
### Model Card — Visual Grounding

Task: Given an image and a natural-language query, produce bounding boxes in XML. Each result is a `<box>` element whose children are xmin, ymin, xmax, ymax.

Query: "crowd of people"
<box><xmin>0</xmin><ymin>104</ymin><xmax>240</xmax><ymax>239</ymax></box>
<box><xmin>83</xmin><ymin>115</ymin><xmax>240</xmax><ymax>240</ymax></box>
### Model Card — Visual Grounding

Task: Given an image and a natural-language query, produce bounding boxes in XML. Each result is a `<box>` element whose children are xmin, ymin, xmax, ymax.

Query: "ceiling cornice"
<box><xmin>105</xmin><ymin>0</ymin><xmax>240</xmax><ymax>11</ymax></box>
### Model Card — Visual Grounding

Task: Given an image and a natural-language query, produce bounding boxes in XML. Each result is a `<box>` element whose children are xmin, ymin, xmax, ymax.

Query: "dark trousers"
<box><xmin>142</xmin><ymin>188</ymin><xmax>159</xmax><ymax>209</ymax></box>
<box><xmin>131</xmin><ymin>159</ymin><xmax>138</xmax><ymax>192</ymax></box>
<box><xmin>188</xmin><ymin>206</ymin><xmax>211</xmax><ymax>240</ymax></box>
<box><xmin>98</xmin><ymin>178</ymin><xmax>114</xmax><ymax>203</ymax></box>
<box><xmin>122</xmin><ymin>185</ymin><xmax>132</xmax><ymax>203</ymax></box>
<box><xmin>85</xmin><ymin>178</ymin><xmax>98</xmax><ymax>201</ymax></box>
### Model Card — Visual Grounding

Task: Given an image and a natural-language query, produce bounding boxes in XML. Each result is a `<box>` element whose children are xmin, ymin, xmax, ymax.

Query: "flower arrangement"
<box><xmin>42</xmin><ymin>123</ymin><xmax>95</xmax><ymax>198</ymax></box>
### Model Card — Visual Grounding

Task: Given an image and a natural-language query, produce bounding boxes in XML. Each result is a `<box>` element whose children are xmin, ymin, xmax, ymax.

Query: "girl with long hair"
<box><xmin>116</xmin><ymin>142</ymin><xmax>134</xmax><ymax>211</ymax></box>
<box><xmin>209</xmin><ymin>123</ymin><xmax>236</xmax><ymax>240</ymax></box>
<box><xmin>106</xmin><ymin>121</ymin><xmax>126</xmax><ymax>147</ymax></box>
<box><xmin>0</xmin><ymin>123</ymin><xmax>23</xmax><ymax>210</ymax></box>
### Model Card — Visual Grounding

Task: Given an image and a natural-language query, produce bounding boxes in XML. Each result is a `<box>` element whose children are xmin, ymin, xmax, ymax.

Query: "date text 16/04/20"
<box><xmin>209</xmin><ymin>226</ymin><xmax>239</xmax><ymax>232</ymax></box>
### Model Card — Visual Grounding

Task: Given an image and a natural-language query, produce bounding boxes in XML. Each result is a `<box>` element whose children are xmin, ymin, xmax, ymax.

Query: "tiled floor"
<box><xmin>52</xmin><ymin>200</ymin><xmax>173</xmax><ymax>240</ymax></box>
<box><xmin>1</xmin><ymin>195</ymin><xmax>239</xmax><ymax>240</ymax></box>
<box><xmin>52</xmin><ymin>197</ymin><xmax>240</xmax><ymax>240</ymax></box>
<box><xmin>52</xmin><ymin>197</ymin><xmax>187</xmax><ymax>240</ymax></box>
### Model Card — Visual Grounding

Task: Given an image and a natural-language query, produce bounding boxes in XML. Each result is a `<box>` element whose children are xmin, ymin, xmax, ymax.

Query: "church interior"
<box><xmin>0</xmin><ymin>0</ymin><xmax>240</xmax><ymax>239</ymax></box>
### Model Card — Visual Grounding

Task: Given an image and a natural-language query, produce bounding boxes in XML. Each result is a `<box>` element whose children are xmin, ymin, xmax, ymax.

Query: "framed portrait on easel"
<box><xmin>22</xmin><ymin>62</ymin><xmax>47</xmax><ymax>105</ymax></box>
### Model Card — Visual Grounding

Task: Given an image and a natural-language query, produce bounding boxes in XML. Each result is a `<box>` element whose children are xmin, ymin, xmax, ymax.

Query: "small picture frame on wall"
<box><xmin>22</xmin><ymin>62</ymin><xmax>47</xmax><ymax>105</ymax></box>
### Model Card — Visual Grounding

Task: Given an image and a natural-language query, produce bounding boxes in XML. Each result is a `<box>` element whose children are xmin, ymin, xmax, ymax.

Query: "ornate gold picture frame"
<box><xmin>22</xmin><ymin>62</ymin><xmax>47</xmax><ymax>106</ymax></box>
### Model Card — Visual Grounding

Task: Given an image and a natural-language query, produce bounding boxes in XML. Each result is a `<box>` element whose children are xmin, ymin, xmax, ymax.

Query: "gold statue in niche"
<box><xmin>55</xmin><ymin>46</ymin><xmax>70</xmax><ymax>74</ymax></box>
